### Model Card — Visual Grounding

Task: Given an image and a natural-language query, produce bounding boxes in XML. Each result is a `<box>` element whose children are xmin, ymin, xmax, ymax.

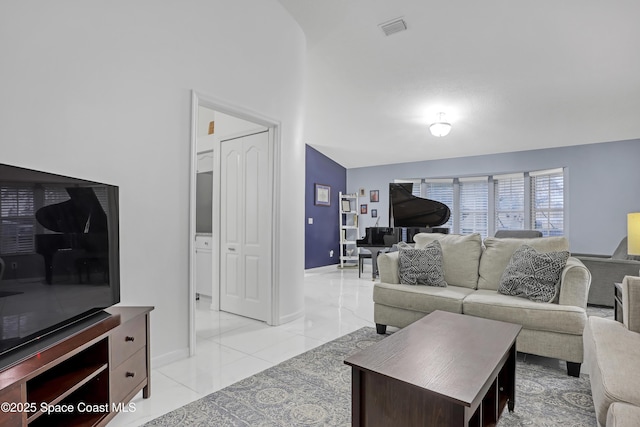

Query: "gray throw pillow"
<box><xmin>398</xmin><ymin>241</ymin><xmax>447</xmax><ymax>287</ymax></box>
<box><xmin>498</xmin><ymin>245</ymin><xmax>570</xmax><ymax>303</ymax></box>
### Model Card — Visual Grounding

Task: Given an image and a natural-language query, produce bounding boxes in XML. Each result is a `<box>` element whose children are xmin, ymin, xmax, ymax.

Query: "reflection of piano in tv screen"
<box><xmin>35</xmin><ymin>187</ymin><xmax>109</xmax><ymax>284</ymax></box>
<box><xmin>356</xmin><ymin>182</ymin><xmax>451</xmax><ymax>279</ymax></box>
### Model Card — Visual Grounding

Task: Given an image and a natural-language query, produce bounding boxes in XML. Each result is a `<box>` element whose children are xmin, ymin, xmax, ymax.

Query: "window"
<box><xmin>494</xmin><ymin>173</ymin><xmax>525</xmax><ymax>231</ymax></box>
<box><xmin>459</xmin><ymin>177</ymin><xmax>488</xmax><ymax>238</ymax></box>
<box><xmin>531</xmin><ymin>169</ymin><xmax>564</xmax><ymax>236</ymax></box>
<box><xmin>0</xmin><ymin>186</ymin><xmax>36</xmax><ymax>254</ymax></box>
<box><xmin>424</xmin><ymin>179</ymin><xmax>454</xmax><ymax>230</ymax></box>
<box><xmin>399</xmin><ymin>168</ymin><xmax>565</xmax><ymax>237</ymax></box>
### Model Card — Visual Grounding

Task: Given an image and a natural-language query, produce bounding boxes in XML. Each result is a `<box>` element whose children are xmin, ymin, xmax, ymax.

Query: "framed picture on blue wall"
<box><xmin>315</xmin><ymin>183</ymin><xmax>331</xmax><ymax>206</ymax></box>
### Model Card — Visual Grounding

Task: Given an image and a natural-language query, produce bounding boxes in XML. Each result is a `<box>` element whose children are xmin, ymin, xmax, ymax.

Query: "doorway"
<box><xmin>189</xmin><ymin>91</ymin><xmax>279</xmax><ymax>356</ymax></box>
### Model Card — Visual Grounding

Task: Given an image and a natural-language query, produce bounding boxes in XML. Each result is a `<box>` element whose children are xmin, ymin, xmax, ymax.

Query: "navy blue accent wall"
<box><xmin>305</xmin><ymin>145</ymin><xmax>346</xmax><ymax>269</ymax></box>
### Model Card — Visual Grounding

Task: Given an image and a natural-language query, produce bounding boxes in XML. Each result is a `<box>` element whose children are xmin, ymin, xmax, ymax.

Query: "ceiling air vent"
<box><xmin>379</xmin><ymin>18</ymin><xmax>407</xmax><ymax>36</ymax></box>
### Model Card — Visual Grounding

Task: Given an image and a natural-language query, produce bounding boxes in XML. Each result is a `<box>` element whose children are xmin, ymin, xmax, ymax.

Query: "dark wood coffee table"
<box><xmin>344</xmin><ymin>311</ymin><xmax>522</xmax><ymax>427</ymax></box>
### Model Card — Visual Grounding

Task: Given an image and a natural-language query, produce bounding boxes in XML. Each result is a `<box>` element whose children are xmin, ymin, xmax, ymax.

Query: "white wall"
<box><xmin>0</xmin><ymin>0</ymin><xmax>306</xmax><ymax>362</ymax></box>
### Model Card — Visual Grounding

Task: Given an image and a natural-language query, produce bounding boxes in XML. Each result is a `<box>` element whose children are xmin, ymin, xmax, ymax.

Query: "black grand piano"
<box><xmin>35</xmin><ymin>187</ymin><xmax>109</xmax><ymax>284</ymax></box>
<box><xmin>356</xmin><ymin>182</ymin><xmax>451</xmax><ymax>279</ymax></box>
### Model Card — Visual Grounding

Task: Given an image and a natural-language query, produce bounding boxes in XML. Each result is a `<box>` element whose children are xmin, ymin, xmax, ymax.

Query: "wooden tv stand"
<box><xmin>0</xmin><ymin>306</ymin><xmax>153</xmax><ymax>426</ymax></box>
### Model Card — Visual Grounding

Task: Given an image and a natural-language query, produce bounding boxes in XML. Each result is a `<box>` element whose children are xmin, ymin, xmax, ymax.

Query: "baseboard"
<box><xmin>304</xmin><ymin>265</ymin><xmax>338</xmax><ymax>276</ymax></box>
<box><xmin>278</xmin><ymin>307</ymin><xmax>304</xmax><ymax>325</ymax></box>
<box><xmin>152</xmin><ymin>347</ymin><xmax>189</xmax><ymax>369</ymax></box>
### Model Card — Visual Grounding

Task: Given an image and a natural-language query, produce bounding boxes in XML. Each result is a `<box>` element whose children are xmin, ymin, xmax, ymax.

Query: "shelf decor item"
<box><xmin>315</xmin><ymin>183</ymin><xmax>331</xmax><ymax>206</ymax></box>
<box><xmin>341</xmin><ymin>200</ymin><xmax>352</xmax><ymax>212</ymax></box>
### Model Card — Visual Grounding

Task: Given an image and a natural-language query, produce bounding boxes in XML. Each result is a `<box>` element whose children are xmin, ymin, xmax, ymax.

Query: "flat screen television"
<box><xmin>0</xmin><ymin>163</ymin><xmax>120</xmax><ymax>370</ymax></box>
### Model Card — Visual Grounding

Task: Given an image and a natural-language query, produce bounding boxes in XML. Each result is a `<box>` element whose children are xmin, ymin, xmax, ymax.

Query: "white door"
<box><xmin>220</xmin><ymin>130</ymin><xmax>270</xmax><ymax>321</ymax></box>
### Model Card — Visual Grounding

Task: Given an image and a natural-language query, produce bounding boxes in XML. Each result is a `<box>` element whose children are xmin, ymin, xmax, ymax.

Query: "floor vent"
<box><xmin>379</xmin><ymin>18</ymin><xmax>407</xmax><ymax>36</ymax></box>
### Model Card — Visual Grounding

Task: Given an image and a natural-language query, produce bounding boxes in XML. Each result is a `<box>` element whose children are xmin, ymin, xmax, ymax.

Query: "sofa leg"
<box><xmin>376</xmin><ymin>323</ymin><xmax>387</xmax><ymax>334</ymax></box>
<box><xmin>567</xmin><ymin>362</ymin><xmax>581</xmax><ymax>377</ymax></box>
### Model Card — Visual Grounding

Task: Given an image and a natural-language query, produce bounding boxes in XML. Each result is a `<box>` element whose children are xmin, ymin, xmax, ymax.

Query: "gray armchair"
<box><xmin>495</xmin><ymin>230</ymin><xmax>543</xmax><ymax>238</ymax></box>
<box><xmin>574</xmin><ymin>237</ymin><xmax>640</xmax><ymax>307</ymax></box>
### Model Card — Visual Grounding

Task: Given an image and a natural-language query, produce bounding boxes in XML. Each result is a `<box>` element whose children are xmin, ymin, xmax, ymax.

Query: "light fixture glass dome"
<box><xmin>429</xmin><ymin>112</ymin><xmax>452</xmax><ymax>137</ymax></box>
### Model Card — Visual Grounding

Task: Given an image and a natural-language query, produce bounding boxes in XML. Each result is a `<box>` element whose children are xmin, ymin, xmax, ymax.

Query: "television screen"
<box><xmin>0</xmin><ymin>163</ymin><xmax>120</xmax><ymax>362</ymax></box>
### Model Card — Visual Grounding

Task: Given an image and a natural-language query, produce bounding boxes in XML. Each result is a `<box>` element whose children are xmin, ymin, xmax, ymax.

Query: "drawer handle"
<box><xmin>126</xmin><ymin>372</ymin><xmax>136</xmax><ymax>378</ymax></box>
<box><xmin>125</xmin><ymin>336</ymin><xmax>135</xmax><ymax>342</ymax></box>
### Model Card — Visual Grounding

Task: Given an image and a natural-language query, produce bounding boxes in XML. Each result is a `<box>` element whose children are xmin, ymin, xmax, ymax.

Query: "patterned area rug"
<box><xmin>145</xmin><ymin>327</ymin><xmax>596</xmax><ymax>426</ymax></box>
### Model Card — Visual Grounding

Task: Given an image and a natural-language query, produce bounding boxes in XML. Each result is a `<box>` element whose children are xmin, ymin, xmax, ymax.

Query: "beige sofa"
<box><xmin>585</xmin><ymin>276</ymin><xmax>640</xmax><ymax>426</ymax></box>
<box><xmin>374</xmin><ymin>233</ymin><xmax>592</xmax><ymax>377</ymax></box>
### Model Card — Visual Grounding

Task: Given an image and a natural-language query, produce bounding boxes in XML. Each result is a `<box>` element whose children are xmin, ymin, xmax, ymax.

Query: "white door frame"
<box><xmin>188</xmin><ymin>90</ymin><xmax>281</xmax><ymax>356</ymax></box>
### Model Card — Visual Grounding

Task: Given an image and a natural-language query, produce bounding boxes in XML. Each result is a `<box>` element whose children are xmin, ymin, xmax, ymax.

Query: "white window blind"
<box><xmin>0</xmin><ymin>186</ymin><xmax>36</xmax><ymax>254</ymax></box>
<box><xmin>531</xmin><ymin>169</ymin><xmax>564</xmax><ymax>236</ymax></box>
<box><xmin>459</xmin><ymin>177</ymin><xmax>488</xmax><ymax>238</ymax></box>
<box><xmin>424</xmin><ymin>179</ymin><xmax>454</xmax><ymax>230</ymax></box>
<box><xmin>494</xmin><ymin>173</ymin><xmax>525</xmax><ymax>231</ymax></box>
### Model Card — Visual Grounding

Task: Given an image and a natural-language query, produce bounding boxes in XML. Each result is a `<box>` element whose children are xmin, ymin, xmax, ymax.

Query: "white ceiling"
<box><xmin>277</xmin><ymin>0</ymin><xmax>640</xmax><ymax>169</ymax></box>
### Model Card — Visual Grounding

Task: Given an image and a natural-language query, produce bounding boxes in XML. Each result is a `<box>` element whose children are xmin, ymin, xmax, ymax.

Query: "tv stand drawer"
<box><xmin>110</xmin><ymin>315</ymin><xmax>146</xmax><ymax>368</ymax></box>
<box><xmin>111</xmin><ymin>347</ymin><xmax>147</xmax><ymax>405</ymax></box>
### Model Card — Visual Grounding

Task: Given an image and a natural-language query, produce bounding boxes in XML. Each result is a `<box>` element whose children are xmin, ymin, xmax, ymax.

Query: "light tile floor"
<box><xmin>109</xmin><ymin>265</ymin><xmax>375</xmax><ymax>426</ymax></box>
<box><xmin>109</xmin><ymin>265</ymin><xmax>613</xmax><ymax>426</ymax></box>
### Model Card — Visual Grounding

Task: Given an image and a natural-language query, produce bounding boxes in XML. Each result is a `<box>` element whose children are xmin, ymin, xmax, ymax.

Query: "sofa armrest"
<box><xmin>558</xmin><ymin>257</ymin><xmax>591</xmax><ymax>308</ymax></box>
<box><xmin>622</xmin><ymin>276</ymin><xmax>640</xmax><ymax>333</ymax></box>
<box><xmin>377</xmin><ymin>251</ymin><xmax>400</xmax><ymax>284</ymax></box>
<box><xmin>576</xmin><ymin>256</ymin><xmax>640</xmax><ymax>269</ymax></box>
<box><xmin>571</xmin><ymin>253</ymin><xmax>609</xmax><ymax>259</ymax></box>
<box><xmin>577</xmin><ymin>257</ymin><xmax>640</xmax><ymax>288</ymax></box>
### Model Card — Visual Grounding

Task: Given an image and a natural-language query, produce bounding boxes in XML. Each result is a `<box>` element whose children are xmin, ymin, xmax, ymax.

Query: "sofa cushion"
<box><xmin>586</xmin><ymin>316</ymin><xmax>640</xmax><ymax>427</ymax></box>
<box><xmin>413</xmin><ymin>233</ymin><xmax>482</xmax><ymax>289</ymax></box>
<box><xmin>373</xmin><ymin>282</ymin><xmax>474</xmax><ymax>314</ymax></box>
<box><xmin>463</xmin><ymin>290</ymin><xmax>586</xmax><ymax>335</ymax></box>
<box><xmin>478</xmin><ymin>236</ymin><xmax>570</xmax><ymax>291</ymax></box>
<box><xmin>398</xmin><ymin>241</ymin><xmax>447</xmax><ymax>287</ymax></box>
<box><xmin>498</xmin><ymin>245</ymin><xmax>569</xmax><ymax>302</ymax></box>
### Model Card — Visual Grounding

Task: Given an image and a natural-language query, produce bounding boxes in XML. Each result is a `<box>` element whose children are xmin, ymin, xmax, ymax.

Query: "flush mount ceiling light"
<box><xmin>429</xmin><ymin>112</ymin><xmax>452</xmax><ymax>137</ymax></box>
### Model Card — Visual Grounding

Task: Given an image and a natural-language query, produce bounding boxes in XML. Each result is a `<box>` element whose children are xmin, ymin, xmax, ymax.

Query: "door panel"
<box><xmin>225</xmin><ymin>253</ymin><xmax>239</xmax><ymax>297</ymax></box>
<box><xmin>245</xmin><ymin>255</ymin><xmax>260</xmax><ymax>301</ymax></box>
<box><xmin>220</xmin><ymin>131</ymin><xmax>270</xmax><ymax>321</ymax></box>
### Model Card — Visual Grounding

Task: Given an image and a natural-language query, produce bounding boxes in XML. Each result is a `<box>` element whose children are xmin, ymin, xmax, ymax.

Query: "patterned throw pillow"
<box><xmin>398</xmin><ymin>241</ymin><xmax>447</xmax><ymax>287</ymax></box>
<box><xmin>498</xmin><ymin>245</ymin><xmax>570</xmax><ymax>303</ymax></box>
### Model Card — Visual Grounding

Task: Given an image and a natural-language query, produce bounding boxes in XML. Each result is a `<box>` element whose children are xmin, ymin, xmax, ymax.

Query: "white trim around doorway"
<box><xmin>188</xmin><ymin>90</ymin><xmax>281</xmax><ymax>357</ymax></box>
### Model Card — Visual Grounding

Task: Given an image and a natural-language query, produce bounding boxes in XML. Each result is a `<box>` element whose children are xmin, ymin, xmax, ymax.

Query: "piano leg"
<box><xmin>43</xmin><ymin>254</ymin><xmax>54</xmax><ymax>285</ymax></box>
<box><xmin>371</xmin><ymin>252</ymin><xmax>378</xmax><ymax>281</ymax></box>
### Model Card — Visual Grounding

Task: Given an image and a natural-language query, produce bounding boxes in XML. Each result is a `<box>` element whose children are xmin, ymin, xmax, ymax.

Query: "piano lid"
<box><xmin>35</xmin><ymin>187</ymin><xmax>108</xmax><ymax>234</ymax></box>
<box><xmin>389</xmin><ymin>183</ymin><xmax>450</xmax><ymax>228</ymax></box>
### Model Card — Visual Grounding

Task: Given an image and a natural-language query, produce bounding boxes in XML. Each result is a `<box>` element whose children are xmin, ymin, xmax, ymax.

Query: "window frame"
<box><xmin>405</xmin><ymin>168</ymin><xmax>565</xmax><ymax>238</ymax></box>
